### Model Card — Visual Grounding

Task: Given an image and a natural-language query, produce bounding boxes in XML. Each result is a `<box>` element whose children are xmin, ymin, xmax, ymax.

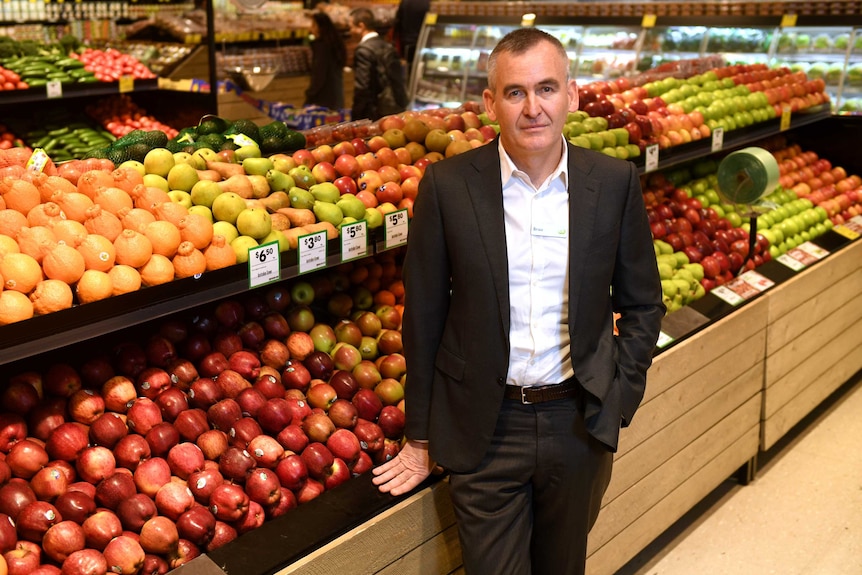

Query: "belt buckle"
<box><xmin>520</xmin><ymin>386</ymin><xmax>533</xmax><ymax>405</ymax></box>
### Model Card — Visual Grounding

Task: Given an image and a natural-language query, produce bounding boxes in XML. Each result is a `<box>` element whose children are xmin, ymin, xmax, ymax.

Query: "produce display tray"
<box><xmin>0</xmin><ymin>78</ymin><xmax>160</xmax><ymax>104</ymax></box>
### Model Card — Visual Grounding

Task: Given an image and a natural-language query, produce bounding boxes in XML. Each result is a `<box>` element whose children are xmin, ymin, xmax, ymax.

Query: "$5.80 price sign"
<box><xmin>340</xmin><ymin>220</ymin><xmax>369</xmax><ymax>263</ymax></box>
<box><xmin>384</xmin><ymin>209</ymin><xmax>409</xmax><ymax>250</ymax></box>
<box><xmin>298</xmin><ymin>230</ymin><xmax>328</xmax><ymax>275</ymax></box>
<box><xmin>247</xmin><ymin>241</ymin><xmax>280</xmax><ymax>288</ymax></box>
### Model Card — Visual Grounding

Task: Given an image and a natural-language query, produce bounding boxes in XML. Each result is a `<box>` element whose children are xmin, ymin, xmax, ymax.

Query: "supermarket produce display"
<box><xmin>0</xmin><ymin>2</ymin><xmax>860</xmax><ymax>573</ymax></box>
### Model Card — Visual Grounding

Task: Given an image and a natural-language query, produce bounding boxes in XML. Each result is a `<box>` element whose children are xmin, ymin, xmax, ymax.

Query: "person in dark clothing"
<box><xmin>349</xmin><ymin>7</ymin><xmax>409</xmax><ymax>121</ymax></box>
<box><xmin>304</xmin><ymin>11</ymin><xmax>346</xmax><ymax>110</ymax></box>
<box><xmin>393</xmin><ymin>0</ymin><xmax>431</xmax><ymax>69</ymax></box>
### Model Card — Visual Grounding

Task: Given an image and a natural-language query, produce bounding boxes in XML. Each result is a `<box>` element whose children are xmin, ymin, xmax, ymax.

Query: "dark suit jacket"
<box><xmin>401</xmin><ymin>140</ymin><xmax>665</xmax><ymax>473</ymax></box>
<box><xmin>351</xmin><ymin>36</ymin><xmax>408</xmax><ymax>121</ymax></box>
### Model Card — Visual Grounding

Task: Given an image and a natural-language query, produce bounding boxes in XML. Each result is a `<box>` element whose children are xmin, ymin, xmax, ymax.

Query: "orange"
<box><xmin>0</xmin><ymin>234</ymin><xmax>19</xmax><ymax>258</ymax></box>
<box><xmin>0</xmin><ymin>289</ymin><xmax>33</xmax><ymax>325</ymax></box>
<box><xmin>139</xmin><ymin>254</ymin><xmax>174</xmax><ymax>286</ymax></box>
<box><xmin>349</xmin><ymin>265</ymin><xmax>369</xmax><ymax>285</ymax></box>
<box><xmin>111</xmin><ymin>167</ymin><xmax>144</xmax><ymax>194</ymax></box>
<box><xmin>16</xmin><ymin>226</ymin><xmax>56</xmax><ymax>263</ymax></box>
<box><xmin>204</xmin><ymin>235</ymin><xmax>237</xmax><ymax>271</ymax></box>
<box><xmin>144</xmin><ymin>220</ymin><xmax>181</xmax><ymax>258</ymax></box>
<box><xmin>52</xmin><ymin>191</ymin><xmax>94</xmax><ymax>223</ymax></box>
<box><xmin>93</xmin><ymin>186</ymin><xmax>133</xmax><ymax>216</ymax></box>
<box><xmin>83</xmin><ymin>204</ymin><xmax>123</xmax><ymax>242</ymax></box>
<box><xmin>76</xmin><ymin>169</ymin><xmax>116</xmax><ymax>199</ymax></box>
<box><xmin>42</xmin><ymin>243</ymin><xmax>86</xmax><ymax>284</ymax></box>
<box><xmin>51</xmin><ymin>219</ymin><xmax>89</xmax><ymax>248</ymax></box>
<box><xmin>77</xmin><ymin>234</ymin><xmax>116</xmax><ymax>272</ymax></box>
<box><xmin>114</xmin><ymin>229</ymin><xmax>153</xmax><ymax>268</ymax></box>
<box><xmin>30</xmin><ymin>278</ymin><xmax>74</xmax><ymax>315</ymax></box>
<box><xmin>154</xmin><ymin>201</ymin><xmax>189</xmax><ymax>227</ymax></box>
<box><xmin>387</xmin><ymin>279</ymin><xmax>405</xmax><ymax>300</ymax></box>
<box><xmin>130</xmin><ymin>185</ymin><xmax>170</xmax><ymax>213</ymax></box>
<box><xmin>178</xmin><ymin>213</ymin><xmax>214</xmax><ymax>250</ymax></box>
<box><xmin>0</xmin><ymin>209</ymin><xmax>28</xmax><ymax>237</ymax></box>
<box><xmin>0</xmin><ymin>252</ymin><xmax>42</xmax><ymax>293</ymax></box>
<box><xmin>118</xmin><ymin>207</ymin><xmax>156</xmax><ymax>232</ymax></box>
<box><xmin>76</xmin><ymin>269</ymin><xmax>113</xmax><ymax>304</ymax></box>
<box><xmin>108</xmin><ymin>264</ymin><xmax>141</xmax><ymax>295</ymax></box>
<box><xmin>26</xmin><ymin>201</ymin><xmax>65</xmax><ymax>228</ymax></box>
<box><xmin>0</xmin><ymin>178</ymin><xmax>40</xmax><ymax>215</ymax></box>
<box><xmin>172</xmin><ymin>241</ymin><xmax>206</xmax><ymax>279</ymax></box>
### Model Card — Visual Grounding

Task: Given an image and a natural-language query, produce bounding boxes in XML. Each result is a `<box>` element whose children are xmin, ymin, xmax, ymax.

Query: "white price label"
<box><xmin>384</xmin><ymin>209</ymin><xmax>409</xmax><ymax>250</ymax></box>
<box><xmin>298</xmin><ymin>230</ymin><xmax>327</xmax><ymax>274</ymax></box>
<box><xmin>711</xmin><ymin>285</ymin><xmax>745</xmax><ymax>306</ymax></box>
<box><xmin>247</xmin><ymin>241</ymin><xmax>280</xmax><ymax>288</ymax></box>
<box><xmin>644</xmin><ymin>144</ymin><xmax>659</xmax><ymax>173</ymax></box>
<box><xmin>46</xmin><ymin>80</ymin><xmax>62</xmax><ymax>99</ymax></box>
<box><xmin>656</xmin><ymin>331</ymin><xmax>674</xmax><ymax>349</ymax></box>
<box><xmin>340</xmin><ymin>220</ymin><xmax>368</xmax><ymax>262</ymax></box>
<box><xmin>711</xmin><ymin>127</ymin><xmax>724</xmax><ymax>153</ymax></box>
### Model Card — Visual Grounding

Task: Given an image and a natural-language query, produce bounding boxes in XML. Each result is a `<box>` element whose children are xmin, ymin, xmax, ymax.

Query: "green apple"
<box><xmin>230</xmin><ymin>235</ymin><xmax>259</xmax><ymax>264</ymax></box>
<box><xmin>167</xmin><ymin>190</ymin><xmax>192</xmax><ymax>209</ymax></box>
<box><xmin>235</xmin><ymin>144</ymin><xmax>262</xmax><ymax>161</ymax></box>
<box><xmin>190</xmin><ymin>180</ymin><xmax>222</xmax><ymax>208</ymax></box>
<box><xmin>290</xmin><ymin>281</ymin><xmax>315</xmax><ymax>305</ymax></box>
<box><xmin>166</xmin><ymin>162</ymin><xmax>199</xmax><ymax>192</ymax></box>
<box><xmin>212</xmin><ymin>220</ymin><xmax>239</xmax><ymax>244</ymax></box>
<box><xmin>143</xmin><ymin>147</ymin><xmax>175</xmax><ymax>177</ymax></box>
<box><xmin>242</xmin><ymin>157</ymin><xmax>274</xmax><ymax>176</ymax></box>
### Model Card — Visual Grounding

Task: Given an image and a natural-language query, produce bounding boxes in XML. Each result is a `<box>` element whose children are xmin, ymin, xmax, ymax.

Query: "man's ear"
<box><xmin>482</xmin><ymin>88</ymin><xmax>497</xmax><ymax>122</ymax></box>
<box><xmin>567</xmin><ymin>79</ymin><xmax>579</xmax><ymax>113</ymax></box>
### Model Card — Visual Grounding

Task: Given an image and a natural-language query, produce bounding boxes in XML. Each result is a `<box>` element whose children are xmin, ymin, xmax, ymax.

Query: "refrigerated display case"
<box><xmin>408</xmin><ymin>8</ymin><xmax>862</xmax><ymax>114</ymax></box>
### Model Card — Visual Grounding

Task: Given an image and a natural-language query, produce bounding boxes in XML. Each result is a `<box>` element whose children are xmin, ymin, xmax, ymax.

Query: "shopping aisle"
<box><xmin>616</xmin><ymin>371</ymin><xmax>862</xmax><ymax>575</ymax></box>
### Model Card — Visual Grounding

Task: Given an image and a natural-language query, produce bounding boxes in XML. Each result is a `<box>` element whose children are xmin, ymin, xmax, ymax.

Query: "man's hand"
<box><xmin>372</xmin><ymin>440</ymin><xmax>435</xmax><ymax>496</ymax></box>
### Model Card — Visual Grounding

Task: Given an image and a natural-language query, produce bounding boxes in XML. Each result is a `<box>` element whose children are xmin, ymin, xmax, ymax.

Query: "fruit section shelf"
<box><xmin>0</xmin><ymin>232</ymin><xmax>397</xmax><ymax>367</ymax></box>
<box><xmin>0</xmin><ymin>78</ymin><xmax>160</xmax><ymax>105</ymax></box>
<box><xmin>631</xmin><ymin>103</ymin><xmax>832</xmax><ymax>174</ymax></box>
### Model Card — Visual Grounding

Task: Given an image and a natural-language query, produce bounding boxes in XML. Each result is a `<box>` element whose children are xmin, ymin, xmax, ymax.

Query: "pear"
<box><xmin>337</xmin><ymin>216</ymin><xmax>358</xmax><ymax>230</ymax></box>
<box><xmin>235</xmin><ymin>145</ymin><xmax>262</xmax><ymax>161</ymax></box>
<box><xmin>261</xmin><ymin>191</ymin><xmax>290</xmax><ymax>212</ymax></box>
<box><xmin>167</xmin><ymin>190</ymin><xmax>192</xmax><ymax>209</ymax></box>
<box><xmin>167</xmin><ymin>163</ymin><xmax>200</xmax><ymax>192</ymax></box>
<box><xmin>143</xmin><ymin>148</ymin><xmax>175</xmax><ymax>177</ymax></box>
<box><xmin>190</xmin><ymin>180</ymin><xmax>222</xmax><ymax>208</ymax></box>
<box><xmin>270</xmin><ymin>154</ymin><xmax>297</xmax><ymax>173</ymax></box>
<box><xmin>173</xmin><ymin>152</ymin><xmax>194</xmax><ymax>166</ymax></box>
<box><xmin>336</xmin><ymin>194</ymin><xmax>366</xmax><ymax>220</ymax></box>
<box><xmin>309</xmin><ymin>182</ymin><xmax>340</xmax><ymax>204</ymax></box>
<box><xmin>313</xmin><ymin>201</ymin><xmax>344</xmax><ymax>227</ymax></box>
<box><xmin>230</xmin><ymin>235</ymin><xmax>259</xmax><ymax>263</ymax></box>
<box><xmin>193</xmin><ymin>148</ymin><xmax>219</xmax><ymax>164</ymax></box>
<box><xmin>236</xmin><ymin>207</ymin><xmax>272</xmax><ymax>240</ymax></box>
<box><xmin>212</xmin><ymin>192</ymin><xmax>247</xmax><ymax>224</ymax></box>
<box><xmin>288</xmin><ymin>166</ymin><xmax>316</xmax><ymax>189</ymax></box>
<box><xmin>266</xmin><ymin>169</ymin><xmax>295</xmax><ymax>192</ymax></box>
<box><xmin>242</xmin><ymin>157</ymin><xmax>274</xmax><ymax>176</ymax></box>
<box><xmin>288</xmin><ymin>187</ymin><xmax>315</xmax><ymax>210</ymax></box>
<box><xmin>364</xmin><ymin>207</ymin><xmax>384</xmax><ymax>229</ymax></box>
<box><xmin>213</xmin><ymin>221</ymin><xmax>239</xmax><ymax>244</ymax></box>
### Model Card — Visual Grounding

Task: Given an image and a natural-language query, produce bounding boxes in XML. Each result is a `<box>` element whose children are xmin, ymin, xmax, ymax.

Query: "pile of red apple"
<box><xmin>643</xmin><ymin>171</ymin><xmax>771</xmax><ymax>288</ymax></box>
<box><xmin>71</xmin><ymin>49</ymin><xmax>157</xmax><ymax>83</ymax></box>
<box><xmin>0</xmin><ymin>255</ymin><xmax>408</xmax><ymax>574</ymax></box>
<box><xmin>84</xmin><ymin>94</ymin><xmax>179</xmax><ymax>139</ymax></box>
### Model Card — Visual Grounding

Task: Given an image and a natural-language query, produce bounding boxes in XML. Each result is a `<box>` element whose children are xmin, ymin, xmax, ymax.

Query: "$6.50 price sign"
<box><xmin>248</xmin><ymin>241</ymin><xmax>280</xmax><ymax>288</ymax></box>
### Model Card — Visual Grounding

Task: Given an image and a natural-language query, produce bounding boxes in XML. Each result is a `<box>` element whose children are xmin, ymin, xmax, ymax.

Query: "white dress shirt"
<box><xmin>499</xmin><ymin>138</ymin><xmax>575</xmax><ymax>387</ymax></box>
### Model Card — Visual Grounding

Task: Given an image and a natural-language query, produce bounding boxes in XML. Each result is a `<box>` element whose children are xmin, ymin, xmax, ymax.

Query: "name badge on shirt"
<box><xmin>532</xmin><ymin>222</ymin><xmax>568</xmax><ymax>238</ymax></box>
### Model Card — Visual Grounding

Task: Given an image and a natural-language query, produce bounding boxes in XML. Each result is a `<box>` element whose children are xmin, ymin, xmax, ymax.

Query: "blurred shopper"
<box><xmin>394</xmin><ymin>0</ymin><xmax>431</xmax><ymax>70</ymax></box>
<box><xmin>304</xmin><ymin>11</ymin><xmax>346</xmax><ymax>110</ymax></box>
<box><xmin>349</xmin><ymin>7</ymin><xmax>408</xmax><ymax>120</ymax></box>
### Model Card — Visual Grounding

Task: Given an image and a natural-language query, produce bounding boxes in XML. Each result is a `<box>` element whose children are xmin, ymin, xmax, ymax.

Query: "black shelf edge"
<box><xmin>0</xmin><ymin>78</ymin><xmax>160</xmax><ymax>105</ymax></box>
<box><xmin>633</xmin><ymin>104</ymin><xmax>833</xmax><ymax>174</ymax></box>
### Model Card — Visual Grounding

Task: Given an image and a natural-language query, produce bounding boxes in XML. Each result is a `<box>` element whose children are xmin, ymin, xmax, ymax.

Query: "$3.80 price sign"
<box><xmin>384</xmin><ymin>209</ymin><xmax>409</xmax><ymax>250</ymax></box>
<box><xmin>298</xmin><ymin>230</ymin><xmax>327</xmax><ymax>275</ymax></box>
<box><xmin>248</xmin><ymin>241</ymin><xmax>280</xmax><ymax>288</ymax></box>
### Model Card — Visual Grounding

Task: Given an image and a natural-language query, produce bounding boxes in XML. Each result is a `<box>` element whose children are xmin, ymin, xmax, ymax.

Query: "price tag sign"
<box><xmin>644</xmin><ymin>143</ymin><xmax>659</xmax><ymax>173</ymax></box>
<box><xmin>298</xmin><ymin>230</ymin><xmax>327</xmax><ymax>274</ymax></box>
<box><xmin>340</xmin><ymin>220</ymin><xmax>368</xmax><ymax>262</ymax></box>
<box><xmin>777</xmin><ymin>241</ymin><xmax>830</xmax><ymax>271</ymax></box>
<box><xmin>118</xmin><ymin>75</ymin><xmax>134</xmax><ymax>93</ymax></box>
<box><xmin>25</xmin><ymin>148</ymin><xmax>49</xmax><ymax>173</ymax></box>
<box><xmin>424</xmin><ymin>12</ymin><xmax>437</xmax><ymax>25</ymax></box>
<box><xmin>711</xmin><ymin>127</ymin><xmax>724</xmax><ymax>153</ymax></box>
<box><xmin>384</xmin><ymin>209</ymin><xmax>409</xmax><ymax>250</ymax></box>
<box><xmin>247</xmin><ymin>241</ymin><xmax>280</xmax><ymax>288</ymax></box>
<box><xmin>780</xmin><ymin>105</ymin><xmax>792</xmax><ymax>131</ymax></box>
<box><xmin>46</xmin><ymin>80</ymin><xmax>62</xmax><ymax>99</ymax></box>
<box><xmin>711</xmin><ymin>271</ymin><xmax>775</xmax><ymax>306</ymax></box>
<box><xmin>656</xmin><ymin>331</ymin><xmax>674</xmax><ymax>349</ymax></box>
<box><xmin>641</xmin><ymin>14</ymin><xmax>657</xmax><ymax>28</ymax></box>
<box><xmin>833</xmin><ymin>215</ymin><xmax>862</xmax><ymax>239</ymax></box>
<box><xmin>780</xmin><ymin>13</ymin><xmax>798</xmax><ymax>28</ymax></box>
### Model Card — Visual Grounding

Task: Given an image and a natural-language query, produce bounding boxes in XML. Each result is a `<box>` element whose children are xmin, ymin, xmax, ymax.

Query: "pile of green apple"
<box><xmin>654</xmin><ymin>239</ymin><xmax>706</xmax><ymax>313</ymax></box>
<box><xmin>563</xmin><ymin>111</ymin><xmax>642</xmax><ymax>159</ymax></box>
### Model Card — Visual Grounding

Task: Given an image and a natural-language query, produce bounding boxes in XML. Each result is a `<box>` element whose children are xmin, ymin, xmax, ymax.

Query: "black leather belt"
<box><xmin>504</xmin><ymin>378</ymin><xmax>580</xmax><ymax>405</ymax></box>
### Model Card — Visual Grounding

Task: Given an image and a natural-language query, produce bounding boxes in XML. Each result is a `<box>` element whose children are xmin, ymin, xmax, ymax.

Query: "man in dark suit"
<box><xmin>349</xmin><ymin>7</ymin><xmax>409</xmax><ymax>121</ymax></box>
<box><xmin>372</xmin><ymin>27</ymin><xmax>665</xmax><ymax>574</ymax></box>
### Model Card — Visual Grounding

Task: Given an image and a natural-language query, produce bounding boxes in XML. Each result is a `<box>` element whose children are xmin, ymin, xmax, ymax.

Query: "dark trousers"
<box><xmin>448</xmin><ymin>396</ymin><xmax>613</xmax><ymax>575</ymax></box>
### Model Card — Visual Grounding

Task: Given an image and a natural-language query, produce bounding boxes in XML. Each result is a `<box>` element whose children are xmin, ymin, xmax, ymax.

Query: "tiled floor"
<box><xmin>617</xmin><ymin>372</ymin><xmax>862</xmax><ymax>575</ymax></box>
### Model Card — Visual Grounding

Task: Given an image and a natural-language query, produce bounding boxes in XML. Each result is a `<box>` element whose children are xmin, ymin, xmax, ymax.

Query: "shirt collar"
<box><xmin>498</xmin><ymin>136</ymin><xmax>569</xmax><ymax>192</ymax></box>
<box><xmin>360</xmin><ymin>31</ymin><xmax>379</xmax><ymax>43</ymax></box>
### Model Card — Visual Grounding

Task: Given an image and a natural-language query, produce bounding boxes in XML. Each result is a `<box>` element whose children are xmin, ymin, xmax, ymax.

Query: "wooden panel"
<box><xmin>766</xmin><ymin>266</ymin><xmax>862</xmax><ymax>364</ymax></box>
<box><xmin>640</xmin><ymin>297</ymin><xmax>767</xmax><ymax>408</ymax></box>
<box><xmin>765</xmin><ymin>240</ymin><xmax>862</xmax><ymax>355</ymax></box>
<box><xmin>761</xmin><ymin>323</ymin><xmax>862</xmax><ymax>449</ymax></box>
<box><xmin>587</xmin><ymin>421</ymin><xmax>760</xmax><ymax>575</ymax></box>
<box><xmin>590</xmin><ymin>393</ymin><xmax>761</xmax><ymax>554</ymax></box>
<box><xmin>606</xmin><ymin>360</ymin><xmax>763</xmax><ymax>504</ymax></box>
<box><xmin>764</xmin><ymin>289</ymin><xmax>862</xmax><ymax>414</ymax></box>
<box><xmin>377</xmin><ymin>525</ymin><xmax>462</xmax><ymax>575</ymax></box>
<box><xmin>277</xmin><ymin>481</ymin><xmax>456</xmax><ymax>575</ymax></box>
<box><xmin>619</xmin><ymin>321</ymin><xmax>765</xmax><ymax>457</ymax></box>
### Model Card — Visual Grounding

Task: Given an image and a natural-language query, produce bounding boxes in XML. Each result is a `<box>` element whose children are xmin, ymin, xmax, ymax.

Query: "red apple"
<box><xmin>233</xmin><ymin>500</ymin><xmax>265</xmax><ymax>535</ymax></box>
<box><xmin>75</xmin><ymin>446</ymin><xmax>116</xmax><ymax>485</ymax></box>
<box><xmin>95</xmin><ymin>471</ymin><xmax>136</xmax><ymax>510</ymax></box>
<box><xmin>187</xmin><ymin>468</ymin><xmax>224</xmax><ymax>505</ymax></box>
<box><xmin>352</xmin><ymin>389</ymin><xmax>383</xmax><ymax>421</ymax></box>
<box><xmin>0</xmin><ymin>381</ymin><xmax>40</xmax><ymax>417</ymax></box>
<box><xmin>81</xmin><ymin>509</ymin><xmax>122</xmax><ymax>550</ymax></box>
<box><xmin>27</xmin><ymin>400</ymin><xmax>66</xmax><ymax>442</ymax></box>
<box><xmin>246</xmin><ymin>435</ymin><xmax>284</xmax><ymax>469</ymax></box>
<box><xmin>3</xmin><ymin>540</ymin><xmax>42</xmax><ymax>575</ymax></box>
<box><xmin>327</xmin><ymin>398</ymin><xmax>358</xmax><ymax>429</ymax></box>
<box><xmin>218</xmin><ymin>447</ymin><xmax>255</xmax><ymax>483</ymax></box>
<box><xmin>116</xmin><ymin>493</ymin><xmax>157</xmax><ymax>533</ymax></box>
<box><xmin>326</xmin><ymin>429</ymin><xmax>361</xmax><ymax>465</ymax></box>
<box><xmin>60</xmin><ymin>548</ymin><xmax>108</xmax><ymax>575</ymax></box>
<box><xmin>244</xmin><ymin>468</ymin><xmax>281</xmax><ymax>507</ymax></box>
<box><xmin>53</xmin><ymin>491</ymin><xmax>96</xmax><ymax>525</ymax></box>
<box><xmin>125</xmin><ymin>398</ymin><xmax>162</xmax><ymax>436</ymax></box>
<box><xmin>176</xmin><ymin>506</ymin><xmax>216</xmax><ymax>548</ymax></box>
<box><xmin>301</xmin><ymin>412</ymin><xmax>335</xmax><ymax>444</ymax></box>
<box><xmin>154</xmin><ymin>482</ymin><xmax>195</xmax><ymax>521</ymax></box>
<box><xmin>276</xmin><ymin>424</ymin><xmax>308</xmax><ymax>454</ymax></box>
<box><xmin>46</xmin><ymin>423</ymin><xmax>89</xmax><ymax>462</ymax></box>
<box><xmin>196</xmin><ymin>429</ymin><xmax>229</xmax><ymax>461</ymax></box>
<box><xmin>6</xmin><ymin>439</ymin><xmax>48</xmax><ymax>479</ymax></box>
<box><xmin>377</xmin><ymin>405</ymin><xmax>406</xmax><ymax>439</ymax></box>
<box><xmin>353</xmin><ymin>418</ymin><xmax>384</xmax><ymax>452</ymax></box>
<box><xmin>132</xmin><ymin>457</ymin><xmax>171</xmax><ymax>498</ymax></box>
<box><xmin>102</xmin><ymin>534</ymin><xmax>145</xmax><ymax>575</ymax></box>
<box><xmin>101</xmin><ymin>376</ymin><xmax>136</xmax><ymax>414</ymax></box>
<box><xmin>295</xmin><ymin>477</ymin><xmax>324</xmax><ymax>504</ymax></box>
<box><xmin>113</xmin><ymin>434</ymin><xmax>150</xmax><ymax>471</ymax></box>
<box><xmin>42</xmin><ymin>520</ymin><xmax>86</xmax><ymax>563</ymax></box>
<box><xmin>166</xmin><ymin>443</ymin><xmax>205</xmax><ymax>480</ymax></box>
<box><xmin>274</xmin><ymin>454</ymin><xmax>307</xmax><ymax>491</ymax></box>
<box><xmin>88</xmin><ymin>413</ymin><xmax>128</xmax><ymax>449</ymax></box>
<box><xmin>44</xmin><ymin>363</ymin><xmax>82</xmax><ymax>398</ymax></box>
<box><xmin>349</xmin><ymin>450</ymin><xmax>374</xmax><ymax>477</ymax></box>
<box><xmin>0</xmin><ymin>513</ymin><xmax>16</xmax><ymax>553</ymax></box>
<box><xmin>208</xmin><ymin>484</ymin><xmax>249</xmax><ymax>522</ymax></box>
<box><xmin>172</xmin><ymin>409</ymin><xmax>208</xmax><ymax>443</ymax></box>
<box><xmin>0</xmin><ymin>481</ymin><xmax>37</xmax><ymax>521</ymax></box>
<box><xmin>300</xmin><ymin>442</ymin><xmax>333</xmax><ymax>480</ymax></box>
<box><xmin>16</xmin><ymin>501</ymin><xmax>62</xmax><ymax>542</ymax></box>
<box><xmin>144</xmin><ymin>422</ymin><xmax>180</xmax><ymax>458</ymax></box>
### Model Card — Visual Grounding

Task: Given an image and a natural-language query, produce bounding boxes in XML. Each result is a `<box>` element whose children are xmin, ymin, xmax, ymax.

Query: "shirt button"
<box><xmin>496</xmin><ymin>377</ymin><xmax>505</xmax><ymax>386</ymax></box>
